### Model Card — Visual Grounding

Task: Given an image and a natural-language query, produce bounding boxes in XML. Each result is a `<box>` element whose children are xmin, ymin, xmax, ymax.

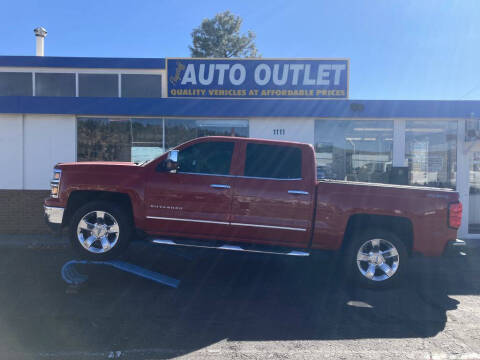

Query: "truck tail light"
<box><xmin>448</xmin><ymin>202</ymin><xmax>462</xmax><ymax>229</ymax></box>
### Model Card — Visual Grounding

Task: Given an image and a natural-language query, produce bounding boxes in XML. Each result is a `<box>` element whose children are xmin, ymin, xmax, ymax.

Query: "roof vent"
<box><xmin>34</xmin><ymin>27</ymin><xmax>47</xmax><ymax>56</ymax></box>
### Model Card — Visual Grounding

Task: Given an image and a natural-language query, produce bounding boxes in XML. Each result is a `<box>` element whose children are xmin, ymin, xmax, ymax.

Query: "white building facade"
<box><xmin>0</xmin><ymin>55</ymin><xmax>479</xmax><ymax>239</ymax></box>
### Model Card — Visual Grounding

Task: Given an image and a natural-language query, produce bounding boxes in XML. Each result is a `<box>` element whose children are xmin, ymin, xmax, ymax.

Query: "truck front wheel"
<box><xmin>345</xmin><ymin>229</ymin><xmax>408</xmax><ymax>288</ymax></box>
<box><xmin>69</xmin><ymin>201</ymin><xmax>132</xmax><ymax>260</ymax></box>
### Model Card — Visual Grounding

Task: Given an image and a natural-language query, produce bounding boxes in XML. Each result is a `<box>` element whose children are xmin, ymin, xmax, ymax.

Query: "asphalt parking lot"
<box><xmin>0</xmin><ymin>239</ymin><xmax>479</xmax><ymax>360</ymax></box>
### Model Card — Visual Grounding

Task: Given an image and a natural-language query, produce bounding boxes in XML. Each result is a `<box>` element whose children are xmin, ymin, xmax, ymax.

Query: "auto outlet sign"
<box><xmin>166</xmin><ymin>58</ymin><xmax>349</xmax><ymax>99</ymax></box>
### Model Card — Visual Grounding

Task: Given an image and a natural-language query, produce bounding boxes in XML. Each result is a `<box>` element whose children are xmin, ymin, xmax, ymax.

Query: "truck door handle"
<box><xmin>288</xmin><ymin>190</ymin><xmax>309</xmax><ymax>195</ymax></box>
<box><xmin>210</xmin><ymin>184</ymin><xmax>231</xmax><ymax>189</ymax></box>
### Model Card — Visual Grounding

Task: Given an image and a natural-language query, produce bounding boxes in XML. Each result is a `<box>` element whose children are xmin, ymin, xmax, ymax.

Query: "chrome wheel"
<box><xmin>76</xmin><ymin>211</ymin><xmax>120</xmax><ymax>254</ymax></box>
<box><xmin>356</xmin><ymin>238</ymin><xmax>400</xmax><ymax>282</ymax></box>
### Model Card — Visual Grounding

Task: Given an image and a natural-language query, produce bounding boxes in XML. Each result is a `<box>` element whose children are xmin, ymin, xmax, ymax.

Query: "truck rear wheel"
<box><xmin>69</xmin><ymin>201</ymin><xmax>132</xmax><ymax>260</ymax></box>
<box><xmin>344</xmin><ymin>229</ymin><xmax>408</xmax><ymax>288</ymax></box>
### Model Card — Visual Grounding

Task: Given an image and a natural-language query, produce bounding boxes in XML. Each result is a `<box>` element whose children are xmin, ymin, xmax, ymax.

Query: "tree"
<box><xmin>189</xmin><ymin>11</ymin><xmax>259</xmax><ymax>58</ymax></box>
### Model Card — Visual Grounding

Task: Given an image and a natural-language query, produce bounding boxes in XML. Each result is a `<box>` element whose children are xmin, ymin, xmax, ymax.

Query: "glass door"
<box><xmin>469</xmin><ymin>151</ymin><xmax>480</xmax><ymax>234</ymax></box>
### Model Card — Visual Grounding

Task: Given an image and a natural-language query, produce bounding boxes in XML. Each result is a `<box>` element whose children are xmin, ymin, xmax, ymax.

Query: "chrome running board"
<box><xmin>151</xmin><ymin>238</ymin><xmax>310</xmax><ymax>257</ymax></box>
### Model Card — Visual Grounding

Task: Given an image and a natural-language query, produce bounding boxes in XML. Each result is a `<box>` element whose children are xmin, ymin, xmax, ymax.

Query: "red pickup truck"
<box><xmin>44</xmin><ymin>136</ymin><xmax>463</xmax><ymax>288</ymax></box>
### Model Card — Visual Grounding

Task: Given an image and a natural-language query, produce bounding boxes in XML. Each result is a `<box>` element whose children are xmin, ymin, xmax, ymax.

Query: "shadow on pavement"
<box><xmin>0</xmin><ymin>242</ymin><xmax>478</xmax><ymax>358</ymax></box>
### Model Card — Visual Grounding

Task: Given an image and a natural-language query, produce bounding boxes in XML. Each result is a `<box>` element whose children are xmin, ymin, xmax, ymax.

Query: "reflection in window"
<box><xmin>314</xmin><ymin>120</ymin><xmax>393</xmax><ymax>183</ymax></box>
<box><xmin>165</xmin><ymin>119</ymin><xmax>249</xmax><ymax>149</ymax></box>
<box><xmin>35</xmin><ymin>73</ymin><xmax>75</xmax><ymax>97</ymax></box>
<box><xmin>77</xmin><ymin>117</ymin><xmax>248</xmax><ymax>162</ymax></box>
<box><xmin>77</xmin><ymin>118</ymin><xmax>131</xmax><ymax>161</ymax></box>
<box><xmin>0</xmin><ymin>72</ymin><xmax>32</xmax><ymax>96</ymax></box>
<box><xmin>77</xmin><ymin>117</ymin><xmax>164</xmax><ymax>162</ymax></box>
<box><xmin>131</xmin><ymin>118</ymin><xmax>164</xmax><ymax>162</ymax></box>
<box><xmin>405</xmin><ymin>121</ymin><xmax>457</xmax><ymax>188</ymax></box>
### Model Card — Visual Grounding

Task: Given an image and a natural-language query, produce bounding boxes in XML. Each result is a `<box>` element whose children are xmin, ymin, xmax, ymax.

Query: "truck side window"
<box><xmin>178</xmin><ymin>141</ymin><xmax>234</xmax><ymax>175</ymax></box>
<box><xmin>245</xmin><ymin>143</ymin><xmax>302</xmax><ymax>179</ymax></box>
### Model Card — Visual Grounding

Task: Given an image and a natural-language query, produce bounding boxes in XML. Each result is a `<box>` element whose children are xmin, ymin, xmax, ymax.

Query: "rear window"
<box><xmin>244</xmin><ymin>143</ymin><xmax>302</xmax><ymax>179</ymax></box>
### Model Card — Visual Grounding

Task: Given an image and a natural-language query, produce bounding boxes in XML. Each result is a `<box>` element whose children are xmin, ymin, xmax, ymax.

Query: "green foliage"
<box><xmin>189</xmin><ymin>11</ymin><xmax>259</xmax><ymax>58</ymax></box>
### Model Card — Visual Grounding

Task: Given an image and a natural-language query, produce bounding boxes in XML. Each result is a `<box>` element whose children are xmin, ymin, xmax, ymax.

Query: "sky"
<box><xmin>1</xmin><ymin>0</ymin><xmax>479</xmax><ymax>100</ymax></box>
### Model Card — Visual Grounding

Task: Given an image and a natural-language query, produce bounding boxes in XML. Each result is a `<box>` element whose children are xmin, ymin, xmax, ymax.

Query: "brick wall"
<box><xmin>0</xmin><ymin>190</ymin><xmax>51</xmax><ymax>234</ymax></box>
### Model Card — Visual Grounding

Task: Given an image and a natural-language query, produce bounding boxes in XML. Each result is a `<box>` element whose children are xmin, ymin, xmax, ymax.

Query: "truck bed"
<box><xmin>312</xmin><ymin>180</ymin><xmax>459</xmax><ymax>256</ymax></box>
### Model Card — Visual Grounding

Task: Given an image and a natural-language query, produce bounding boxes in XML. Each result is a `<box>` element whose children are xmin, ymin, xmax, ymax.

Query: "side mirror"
<box><xmin>167</xmin><ymin>150</ymin><xmax>178</xmax><ymax>163</ymax></box>
<box><xmin>163</xmin><ymin>150</ymin><xmax>179</xmax><ymax>173</ymax></box>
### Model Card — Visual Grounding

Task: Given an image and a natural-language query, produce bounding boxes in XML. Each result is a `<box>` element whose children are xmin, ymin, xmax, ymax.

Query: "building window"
<box><xmin>77</xmin><ymin>117</ymin><xmax>164</xmax><ymax>162</ymax></box>
<box><xmin>35</xmin><ymin>73</ymin><xmax>75</xmax><ymax>97</ymax></box>
<box><xmin>405</xmin><ymin>120</ymin><xmax>457</xmax><ymax>188</ymax></box>
<box><xmin>77</xmin><ymin>118</ymin><xmax>131</xmax><ymax>161</ymax></box>
<box><xmin>0</xmin><ymin>72</ymin><xmax>32</xmax><ymax>96</ymax></box>
<box><xmin>165</xmin><ymin>119</ymin><xmax>249</xmax><ymax>149</ymax></box>
<box><xmin>314</xmin><ymin>120</ymin><xmax>393</xmax><ymax>183</ymax></box>
<box><xmin>121</xmin><ymin>74</ymin><xmax>162</xmax><ymax>98</ymax></box>
<box><xmin>78</xmin><ymin>74</ymin><xmax>118</xmax><ymax>97</ymax></box>
<box><xmin>130</xmin><ymin>118</ymin><xmax>164</xmax><ymax>162</ymax></box>
<box><xmin>245</xmin><ymin>143</ymin><xmax>302</xmax><ymax>179</ymax></box>
<box><xmin>77</xmin><ymin>117</ymin><xmax>248</xmax><ymax>162</ymax></box>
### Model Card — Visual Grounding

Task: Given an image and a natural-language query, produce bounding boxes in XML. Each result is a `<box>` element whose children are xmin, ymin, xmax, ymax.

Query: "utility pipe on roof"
<box><xmin>34</xmin><ymin>27</ymin><xmax>47</xmax><ymax>56</ymax></box>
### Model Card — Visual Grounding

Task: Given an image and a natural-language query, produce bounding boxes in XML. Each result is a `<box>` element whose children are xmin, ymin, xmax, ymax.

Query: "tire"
<box><xmin>344</xmin><ymin>229</ymin><xmax>408</xmax><ymax>289</ymax></box>
<box><xmin>69</xmin><ymin>201</ymin><xmax>132</xmax><ymax>260</ymax></box>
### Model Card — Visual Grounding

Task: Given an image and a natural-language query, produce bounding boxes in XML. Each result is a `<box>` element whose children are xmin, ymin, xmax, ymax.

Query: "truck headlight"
<box><xmin>51</xmin><ymin>185</ymin><xmax>59</xmax><ymax>197</ymax></box>
<box><xmin>50</xmin><ymin>169</ymin><xmax>62</xmax><ymax>198</ymax></box>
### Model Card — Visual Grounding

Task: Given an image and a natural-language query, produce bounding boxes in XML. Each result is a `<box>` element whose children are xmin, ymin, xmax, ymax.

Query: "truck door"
<box><xmin>145</xmin><ymin>140</ymin><xmax>235</xmax><ymax>239</ymax></box>
<box><xmin>230</xmin><ymin>142</ymin><xmax>315</xmax><ymax>248</ymax></box>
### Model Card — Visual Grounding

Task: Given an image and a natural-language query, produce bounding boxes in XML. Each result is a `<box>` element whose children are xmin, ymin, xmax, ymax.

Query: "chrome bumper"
<box><xmin>44</xmin><ymin>206</ymin><xmax>64</xmax><ymax>224</ymax></box>
<box><xmin>444</xmin><ymin>239</ymin><xmax>467</xmax><ymax>256</ymax></box>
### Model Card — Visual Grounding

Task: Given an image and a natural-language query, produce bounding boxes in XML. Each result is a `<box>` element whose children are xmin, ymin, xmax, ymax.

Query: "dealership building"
<box><xmin>0</xmin><ymin>53</ymin><xmax>480</xmax><ymax>240</ymax></box>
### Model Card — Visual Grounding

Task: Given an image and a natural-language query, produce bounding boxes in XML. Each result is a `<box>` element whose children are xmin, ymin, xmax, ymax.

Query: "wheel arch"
<box><xmin>342</xmin><ymin>214</ymin><xmax>414</xmax><ymax>254</ymax></box>
<box><xmin>63</xmin><ymin>190</ymin><xmax>134</xmax><ymax>228</ymax></box>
